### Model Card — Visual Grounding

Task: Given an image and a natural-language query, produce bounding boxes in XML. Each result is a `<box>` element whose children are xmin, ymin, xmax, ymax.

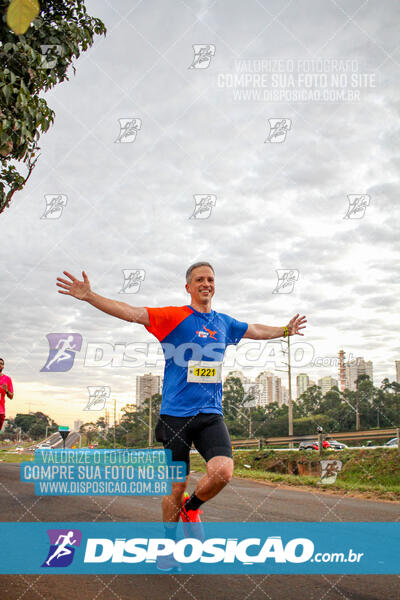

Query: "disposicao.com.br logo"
<box><xmin>84</xmin><ymin>534</ymin><xmax>315</xmax><ymax>565</ymax></box>
<box><xmin>1</xmin><ymin>523</ymin><xmax>397</xmax><ymax>575</ymax></box>
<box><xmin>81</xmin><ymin>535</ymin><xmax>364</xmax><ymax>567</ymax></box>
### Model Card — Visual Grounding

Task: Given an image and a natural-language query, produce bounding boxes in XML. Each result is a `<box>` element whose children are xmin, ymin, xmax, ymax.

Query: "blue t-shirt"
<box><xmin>144</xmin><ymin>305</ymin><xmax>248</xmax><ymax>416</ymax></box>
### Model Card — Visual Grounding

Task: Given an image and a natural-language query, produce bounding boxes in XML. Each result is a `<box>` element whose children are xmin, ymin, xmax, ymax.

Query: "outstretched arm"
<box><xmin>243</xmin><ymin>314</ymin><xmax>307</xmax><ymax>340</ymax></box>
<box><xmin>56</xmin><ymin>271</ymin><xmax>150</xmax><ymax>326</ymax></box>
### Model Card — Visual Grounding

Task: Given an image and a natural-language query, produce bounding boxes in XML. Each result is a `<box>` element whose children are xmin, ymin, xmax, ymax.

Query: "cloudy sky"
<box><xmin>1</xmin><ymin>0</ymin><xmax>399</xmax><ymax>427</ymax></box>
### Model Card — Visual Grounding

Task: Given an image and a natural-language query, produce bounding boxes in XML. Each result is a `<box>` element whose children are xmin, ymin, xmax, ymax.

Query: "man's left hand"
<box><xmin>287</xmin><ymin>314</ymin><xmax>307</xmax><ymax>336</ymax></box>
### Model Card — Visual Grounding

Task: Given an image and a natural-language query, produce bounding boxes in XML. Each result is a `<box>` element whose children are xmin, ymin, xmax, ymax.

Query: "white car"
<box><xmin>37</xmin><ymin>443</ymin><xmax>52</xmax><ymax>450</ymax></box>
<box><xmin>15</xmin><ymin>446</ymin><xmax>24</xmax><ymax>451</ymax></box>
<box><xmin>384</xmin><ymin>438</ymin><xmax>398</xmax><ymax>448</ymax></box>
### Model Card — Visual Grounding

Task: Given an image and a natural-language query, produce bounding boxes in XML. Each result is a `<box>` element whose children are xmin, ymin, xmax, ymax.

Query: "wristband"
<box><xmin>283</xmin><ymin>326</ymin><xmax>289</xmax><ymax>338</ymax></box>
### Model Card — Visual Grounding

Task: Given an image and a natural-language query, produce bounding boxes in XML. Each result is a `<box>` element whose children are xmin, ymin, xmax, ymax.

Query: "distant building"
<box><xmin>281</xmin><ymin>386</ymin><xmax>289</xmax><ymax>406</ymax></box>
<box><xmin>338</xmin><ymin>349</ymin><xmax>346</xmax><ymax>392</ymax></box>
<box><xmin>296</xmin><ymin>373</ymin><xmax>310</xmax><ymax>399</ymax></box>
<box><xmin>396</xmin><ymin>361</ymin><xmax>400</xmax><ymax>384</ymax></box>
<box><xmin>136</xmin><ymin>373</ymin><xmax>162</xmax><ymax>409</ymax></box>
<box><xmin>345</xmin><ymin>357</ymin><xmax>373</xmax><ymax>391</ymax></box>
<box><xmin>318</xmin><ymin>376</ymin><xmax>338</xmax><ymax>396</ymax></box>
<box><xmin>255</xmin><ymin>371</ymin><xmax>283</xmax><ymax>406</ymax></box>
<box><xmin>73</xmin><ymin>419</ymin><xmax>83</xmax><ymax>432</ymax></box>
<box><xmin>225</xmin><ymin>370</ymin><xmax>251</xmax><ymax>385</ymax></box>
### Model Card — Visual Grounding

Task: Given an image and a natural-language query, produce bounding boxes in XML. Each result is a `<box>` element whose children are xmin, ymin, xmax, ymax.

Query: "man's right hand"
<box><xmin>56</xmin><ymin>269</ymin><xmax>150</xmax><ymax>325</ymax></box>
<box><xmin>57</xmin><ymin>271</ymin><xmax>91</xmax><ymax>301</ymax></box>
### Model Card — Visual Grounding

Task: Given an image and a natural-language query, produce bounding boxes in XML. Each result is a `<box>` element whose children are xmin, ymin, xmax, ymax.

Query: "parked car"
<box><xmin>37</xmin><ymin>443</ymin><xmax>51</xmax><ymax>450</ymax></box>
<box><xmin>15</xmin><ymin>446</ymin><xmax>24</xmax><ymax>451</ymax></box>
<box><xmin>326</xmin><ymin>439</ymin><xmax>348</xmax><ymax>450</ymax></box>
<box><xmin>384</xmin><ymin>438</ymin><xmax>398</xmax><ymax>448</ymax></box>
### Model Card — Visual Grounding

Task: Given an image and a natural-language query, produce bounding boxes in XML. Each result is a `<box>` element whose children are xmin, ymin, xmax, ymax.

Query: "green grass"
<box><xmin>189</xmin><ymin>448</ymin><xmax>400</xmax><ymax>501</ymax></box>
<box><xmin>0</xmin><ymin>450</ymin><xmax>34</xmax><ymax>463</ymax></box>
<box><xmin>2</xmin><ymin>447</ymin><xmax>399</xmax><ymax>501</ymax></box>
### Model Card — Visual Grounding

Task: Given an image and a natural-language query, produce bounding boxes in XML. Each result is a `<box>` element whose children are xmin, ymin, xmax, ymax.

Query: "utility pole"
<box><xmin>113</xmin><ymin>398</ymin><xmax>116</xmax><ymax>449</ymax></box>
<box><xmin>355</xmin><ymin>379</ymin><xmax>360</xmax><ymax>431</ymax></box>
<box><xmin>148</xmin><ymin>395</ymin><xmax>153</xmax><ymax>448</ymax></box>
<box><xmin>249</xmin><ymin>405</ymin><xmax>252</xmax><ymax>438</ymax></box>
<box><xmin>287</xmin><ymin>336</ymin><xmax>293</xmax><ymax>440</ymax></box>
<box><xmin>276</xmin><ymin>336</ymin><xmax>293</xmax><ymax>448</ymax></box>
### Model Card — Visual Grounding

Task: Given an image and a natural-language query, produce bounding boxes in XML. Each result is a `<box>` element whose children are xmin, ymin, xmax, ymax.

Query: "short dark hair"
<box><xmin>0</xmin><ymin>358</ymin><xmax>4</xmax><ymax>362</ymax></box>
<box><xmin>186</xmin><ymin>262</ymin><xmax>215</xmax><ymax>283</ymax></box>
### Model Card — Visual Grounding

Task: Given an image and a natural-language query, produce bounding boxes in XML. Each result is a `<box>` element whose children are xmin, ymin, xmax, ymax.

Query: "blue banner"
<box><xmin>0</xmin><ymin>522</ymin><xmax>398</xmax><ymax>574</ymax></box>
<box><xmin>20</xmin><ymin>449</ymin><xmax>186</xmax><ymax>496</ymax></box>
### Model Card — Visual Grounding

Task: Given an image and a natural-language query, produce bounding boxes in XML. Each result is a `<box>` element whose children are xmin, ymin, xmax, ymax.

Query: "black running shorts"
<box><xmin>154</xmin><ymin>412</ymin><xmax>233</xmax><ymax>477</ymax></box>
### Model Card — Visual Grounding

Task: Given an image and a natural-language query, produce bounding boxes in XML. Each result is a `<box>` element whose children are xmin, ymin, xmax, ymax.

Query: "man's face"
<box><xmin>185</xmin><ymin>266</ymin><xmax>215</xmax><ymax>304</ymax></box>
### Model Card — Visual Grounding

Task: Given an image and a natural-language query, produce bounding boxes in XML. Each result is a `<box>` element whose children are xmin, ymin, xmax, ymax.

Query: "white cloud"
<box><xmin>1</xmin><ymin>0</ymin><xmax>399</xmax><ymax>425</ymax></box>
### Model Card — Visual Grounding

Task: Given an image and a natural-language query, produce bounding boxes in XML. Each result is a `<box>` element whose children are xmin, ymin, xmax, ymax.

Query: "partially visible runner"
<box><xmin>56</xmin><ymin>262</ymin><xmax>307</xmax><ymax>571</ymax></box>
<box><xmin>0</xmin><ymin>357</ymin><xmax>14</xmax><ymax>431</ymax></box>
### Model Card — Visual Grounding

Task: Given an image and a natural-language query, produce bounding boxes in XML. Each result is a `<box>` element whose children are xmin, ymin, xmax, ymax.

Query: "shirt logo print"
<box><xmin>195</xmin><ymin>325</ymin><xmax>217</xmax><ymax>340</ymax></box>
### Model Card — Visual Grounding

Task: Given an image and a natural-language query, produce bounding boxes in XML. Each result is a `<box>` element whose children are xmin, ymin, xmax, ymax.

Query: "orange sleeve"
<box><xmin>144</xmin><ymin>306</ymin><xmax>193</xmax><ymax>341</ymax></box>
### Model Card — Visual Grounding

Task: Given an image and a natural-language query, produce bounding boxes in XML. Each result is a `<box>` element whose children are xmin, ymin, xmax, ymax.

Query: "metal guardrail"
<box><xmin>231</xmin><ymin>428</ymin><xmax>400</xmax><ymax>450</ymax></box>
<box><xmin>263</xmin><ymin>428</ymin><xmax>399</xmax><ymax>445</ymax></box>
<box><xmin>231</xmin><ymin>439</ymin><xmax>261</xmax><ymax>450</ymax></box>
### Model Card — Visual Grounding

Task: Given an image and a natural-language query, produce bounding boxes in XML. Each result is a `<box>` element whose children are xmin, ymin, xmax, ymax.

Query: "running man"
<box><xmin>44</xmin><ymin>335</ymin><xmax>77</xmax><ymax>370</ymax></box>
<box><xmin>56</xmin><ymin>262</ymin><xmax>306</xmax><ymax>570</ymax></box>
<box><xmin>0</xmin><ymin>358</ymin><xmax>14</xmax><ymax>431</ymax></box>
<box><xmin>45</xmin><ymin>531</ymin><xmax>77</xmax><ymax>566</ymax></box>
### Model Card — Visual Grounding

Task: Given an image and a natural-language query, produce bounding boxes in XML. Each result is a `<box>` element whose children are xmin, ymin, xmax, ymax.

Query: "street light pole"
<box><xmin>113</xmin><ymin>398</ymin><xmax>116</xmax><ymax>449</ymax></box>
<box><xmin>249</xmin><ymin>405</ymin><xmax>252</xmax><ymax>438</ymax></box>
<box><xmin>287</xmin><ymin>336</ymin><xmax>293</xmax><ymax>441</ymax></box>
<box><xmin>355</xmin><ymin>379</ymin><xmax>360</xmax><ymax>431</ymax></box>
<box><xmin>276</xmin><ymin>337</ymin><xmax>293</xmax><ymax>448</ymax></box>
<box><xmin>148</xmin><ymin>394</ymin><xmax>153</xmax><ymax>448</ymax></box>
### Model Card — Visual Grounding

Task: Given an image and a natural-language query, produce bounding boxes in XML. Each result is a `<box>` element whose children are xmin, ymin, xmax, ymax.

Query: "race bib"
<box><xmin>187</xmin><ymin>360</ymin><xmax>222</xmax><ymax>383</ymax></box>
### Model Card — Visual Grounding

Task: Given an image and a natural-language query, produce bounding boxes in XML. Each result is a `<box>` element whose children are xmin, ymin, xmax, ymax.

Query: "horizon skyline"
<box><xmin>3</xmin><ymin>352</ymin><xmax>398</xmax><ymax>428</ymax></box>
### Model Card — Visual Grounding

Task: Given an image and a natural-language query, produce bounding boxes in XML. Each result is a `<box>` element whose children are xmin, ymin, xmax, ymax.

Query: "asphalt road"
<box><xmin>26</xmin><ymin>431</ymin><xmax>81</xmax><ymax>450</ymax></box>
<box><xmin>0</xmin><ymin>462</ymin><xmax>399</xmax><ymax>600</ymax></box>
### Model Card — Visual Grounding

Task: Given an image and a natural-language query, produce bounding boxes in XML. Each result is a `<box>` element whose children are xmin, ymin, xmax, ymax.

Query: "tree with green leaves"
<box><xmin>222</xmin><ymin>376</ymin><xmax>249</xmax><ymax>437</ymax></box>
<box><xmin>295</xmin><ymin>384</ymin><xmax>323</xmax><ymax>417</ymax></box>
<box><xmin>13</xmin><ymin>410</ymin><xmax>58</xmax><ymax>439</ymax></box>
<box><xmin>0</xmin><ymin>0</ymin><xmax>106</xmax><ymax>213</ymax></box>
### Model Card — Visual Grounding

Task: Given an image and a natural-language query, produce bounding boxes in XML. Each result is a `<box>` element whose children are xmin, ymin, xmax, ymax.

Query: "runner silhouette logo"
<box><xmin>40</xmin><ymin>333</ymin><xmax>83</xmax><ymax>372</ymax></box>
<box><xmin>42</xmin><ymin>529</ymin><xmax>82</xmax><ymax>568</ymax></box>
